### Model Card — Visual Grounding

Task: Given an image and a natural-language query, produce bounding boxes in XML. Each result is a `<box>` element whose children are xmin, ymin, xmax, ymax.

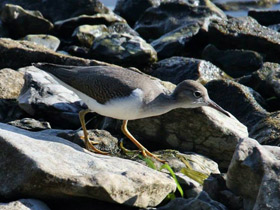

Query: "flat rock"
<box><xmin>134</xmin><ymin>0</ymin><xmax>225</xmax><ymax>41</ymax></box>
<box><xmin>0</xmin><ymin>122</ymin><xmax>176</xmax><ymax>208</ymax></box>
<box><xmin>227</xmin><ymin>137</ymin><xmax>280</xmax><ymax>210</ymax></box>
<box><xmin>150</xmin><ymin>56</ymin><xmax>228</xmax><ymax>84</ymax></box>
<box><xmin>127</xmin><ymin>105</ymin><xmax>248</xmax><ymax>169</ymax></box>
<box><xmin>23</xmin><ymin>34</ymin><xmax>60</xmax><ymax>51</ymax></box>
<box><xmin>0</xmin><ymin>0</ymin><xmax>110</xmax><ymax>22</ymax></box>
<box><xmin>206</xmin><ymin>80</ymin><xmax>268</xmax><ymax>132</ymax></box>
<box><xmin>203</xmin><ymin>16</ymin><xmax>280</xmax><ymax>63</ymax></box>
<box><xmin>0</xmin><ymin>4</ymin><xmax>53</xmax><ymax>38</ymax></box>
<box><xmin>0</xmin><ymin>68</ymin><xmax>24</xmax><ymax>99</ymax></box>
<box><xmin>202</xmin><ymin>44</ymin><xmax>263</xmax><ymax>78</ymax></box>
<box><xmin>18</xmin><ymin>66</ymin><xmax>84</xmax><ymax>129</ymax></box>
<box><xmin>156</xmin><ymin>191</ymin><xmax>226</xmax><ymax>210</ymax></box>
<box><xmin>0</xmin><ymin>38</ymin><xmax>109</xmax><ymax>69</ymax></box>
<box><xmin>0</xmin><ymin>199</ymin><xmax>50</xmax><ymax>210</ymax></box>
<box><xmin>8</xmin><ymin>118</ymin><xmax>51</xmax><ymax>131</ymax></box>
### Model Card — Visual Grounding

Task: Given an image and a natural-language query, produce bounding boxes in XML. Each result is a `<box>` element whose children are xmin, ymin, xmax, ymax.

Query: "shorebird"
<box><xmin>33</xmin><ymin>63</ymin><xmax>230</xmax><ymax>162</ymax></box>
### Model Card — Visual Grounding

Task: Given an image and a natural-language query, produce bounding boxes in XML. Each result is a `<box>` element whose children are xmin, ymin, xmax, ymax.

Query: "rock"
<box><xmin>23</xmin><ymin>34</ymin><xmax>60</xmax><ymax>51</ymax></box>
<box><xmin>203</xmin><ymin>173</ymin><xmax>227</xmax><ymax>201</ymax></box>
<box><xmin>55</xmin><ymin>13</ymin><xmax>125</xmax><ymax>38</ymax></box>
<box><xmin>203</xmin><ymin>17</ymin><xmax>280</xmax><ymax>63</ymax></box>
<box><xmin>18</xmin><ymin>66</ymin><xmax>85</xmax><ymax>129</ymax></box>
<box><xmin>0</xmin><ymin>99</ymin><xmax>27</xmax><ymax>123</ymax></box>
<box><xmin>268</xmin><ymin>23</ymin><xmax>280</xmax><ymax>32</ymax></box>
<box><xmin>156</xmin><ymin>191</ymin><xmax>226</xmax><ymax>210</ymax></box>
<box><xmin>0</xmin><ymin>68</ymin><xmax>24</xmax><ymax>99</ymax></box>
<box><xmin>150</xmin><ymin>56</ymin><xmax>228</xmax><ymax>85</ymax></box>
<box><xmin>108</xmin><ymin>22</ymin><xmax>139</xmax><ymax>36</ymax></box>
<box><xmin>206</xmin><ymin>80</ymin><xmax>268</xmax><ymax>132</ymax></box>
<box><xmin>90</xmin><ymin>33</ymin><xmax>157</xmax><ymax>67</ymax></box>
<box><xmin>227</xmin><ymin>138</ymin><xmax>280</xmax><ymax>210</ymax></box>
<box><xmin>0</xmin><ymin>199</ymin><xmax>50</xmax><ymax>210</ymax></box>
<box><xmin>0</xmin><ymin>20</ymin><xmax>10</xmax><ymax>37</ymax></box>
<box><xmin>114</xmin><ymin>0</ymin><xmax>160</xmax><ymax>26</ymax></box>
<box><xmin>0</xmin><ymin>38</ymin><xmax>109</xmax><ymax>69</ymax></box>
<box><xmin>0</xmin><ymin>0</ymin><xmax>110</xmax><ymax>22</ymax></box>
<box><xmin>134</xmin><ymin>0</ymin><xmax>225</xmax><ymax>41</ymax></box>
<box><xmin>127</xmin><ymin>105</ymin><xmax>248</xmax><ymax>169</ymax></box>
<box><xmin>72</xmin><ymin>24</ymin><xmax>109</xmax><ymax>48</ymax></box>
<box><xmin>176</xmin><ymin>172</ymin><xmax>203</xmax><ymax>198</ymax></box>
<box><xmin>8</xmin><ymin>118</ymin><xmax>51</xmax><ymax>131</ymax></box>
<box><xmin>0</xmin><ymin>122</ymin><xmax>176</xmax><ymax>208</ymax></box>
<box><xmin>249</xmin><ymin>111</ymin><xmax>280</xmax><ymax>146</ymax></box>
<box><xmin>202</xmin><ymin>44</ymin><xmax>263</xmax><ymax>78</ymax></box>
<box><xmin>151</xmin><ymin>22</ymin><xmax>201</xmax><ymax>59</ymax></box>
<box><xmin>219</xmin><ymin>190</ymin><xmax>243</xmax><ymax>210</ymax></box>
<box><xmin>248</xmin><ymin>10</ymin><xmax>280</xmax><ymax>26</ymax></box>
<box><xmin>0</xmin><ymin>4</ymin><xmax>54</xmax><ymax>38</ymax></box>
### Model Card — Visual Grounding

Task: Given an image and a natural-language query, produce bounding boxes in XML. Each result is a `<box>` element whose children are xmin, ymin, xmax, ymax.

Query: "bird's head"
<box><xmin>172</xmin><ymin>80</ymin><xmax>230</xmax><ymax>117</ymax></box>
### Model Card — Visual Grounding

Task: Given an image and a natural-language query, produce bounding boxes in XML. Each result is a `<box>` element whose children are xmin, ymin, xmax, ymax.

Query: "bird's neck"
<box><xmin>141</xmin><ymin>93</ymin><xmax>181</xmax><ymax>118</ymax></box>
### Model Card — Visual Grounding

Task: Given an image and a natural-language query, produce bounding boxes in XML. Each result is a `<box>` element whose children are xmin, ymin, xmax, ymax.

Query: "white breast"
<box><xmin>45</xmin><ymin>72</ymin><xmax>145</xmax><ymax>120</ymax></box>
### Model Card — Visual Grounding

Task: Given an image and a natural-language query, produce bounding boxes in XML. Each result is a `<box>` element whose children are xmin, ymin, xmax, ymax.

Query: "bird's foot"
<box><xmin>80</xmin><ymin>135</ymin><xmax>99</xmax><ymax>145</ymax></box>
<box><xmin>85</xmin><ymin>140</ymin><xmax>109</xmax><ymax>155</ymax></box>
<box><xmin>120</xmin><ymin>140</ymin><xmax>166</xmax><ymax>163</ymax></box>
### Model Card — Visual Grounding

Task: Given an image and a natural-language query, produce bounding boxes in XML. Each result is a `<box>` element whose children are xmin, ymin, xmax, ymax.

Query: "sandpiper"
<box><xmin>33</xmin><ymin>63</ymin><xmax>230</xmax><ymax>162</ymax></box>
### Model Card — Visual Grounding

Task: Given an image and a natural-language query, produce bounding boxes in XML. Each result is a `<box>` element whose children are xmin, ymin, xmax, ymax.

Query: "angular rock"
<box><xmin>157</xmin><ymin>191</ymin><xmax>226</xmax><ymax>210</ymax></box>
<box><xmin>127</xmin><ymin>105</ymin><xmax>248</xmax><ymax>169</ymax></box>
<box><xmin>114</xmin><ymin>0</ymin><xmax>160</xmax><ymax>26</ymax></box>
<box><xmin>8</xmin><ymin>118</ymin><xmax>51</xmax><ymax>131</ymax></box>
<box><xmin>108</xmin><ymin>22</ymin><xmax>139</xmax><ymax>36</ymax></box>
<box><xmin>18</xmin><ymin>66</ymin><xmax>85</xmax><ymax>129</ymax></box>
<box><xmin>206</xmin><ymin>80</ymin><xmax>268</xmax><ymax>132</ymax></box>
<box><xmin>0</xmin><ymin>123</ymin><xmax>176</xmax><ymax>208</ymax></box>
<box><xmin>151</xmin><ymin>22</ymin><xmax>201</xmax><ymax>59</ymax></box>
<box><xmin>55</xmin><ymin>13</ymin><xmax>125</xmax><ymax>38</ymax></box>
<box><xmin>72</xmin><ymin>24</ymin><xmax>109</xmax><ymax>48</ymax></box>
<box><xmin>0</xmin><ymin>199</ymin><xmax>50</xmax><ymax>210</ymax></box>
<box><xmin>227</xmin><ymin>138</ymin><xmax>280</xmax><ymax>210</ymax></box>
<box><xmin>202</xmin><ymin>44</ymin><xmax>263</xmax><ymax>78</ymax></box>
<box><xmin>90</xmin><ymin>33</ymin><xmax>157</xmax><ymax>67</ymax></box>
<box><xmin>150</xmin><ymin>56</ymin><xmax>228</xmax><ymax>85</ymax></box>
<box><xmin>0</xmin><ymin>38</ymin><xmax>108</xmax><ymax>69</ymax></box>
<box><xmin>204</xmin><ymin>17</ymin><xmax>280</xmax><ymax>63</ymax></box>
<box><xmin>0</xmin><ymin>4</ymin><xmax>54</xmax><ymax>38</ymax></box>
<box><xmin>249</xmin><ymin>111</ymin><xmax>280</xmax><ymax>146</ymax></box>
<box><xmin>0</xmin><ymin>68</ymin><xmax>24</xmax><ymax>99</ymax></box>
<box><xmin>23</xmin><ymin>34</ymin><xmax>60</xmax><ymax>51</ymax></box>
<box><xmin>176</xmin><ymin>172</ymin><xmax>203</xmax><ymax>198</ymax></box>
<box><xmin>0</xmin><ymin>0</ymin><xmax>110</xmax><ymax>22</ymax></box>
<box><xmin>248</xmin><ymin>10</ymin><xmax>280</xmax><ymax>26</ymax></box>
<box><xmin>134</xmin><ymin>0</ymin><xmax>225</xmax><ymax>41</ymax></box>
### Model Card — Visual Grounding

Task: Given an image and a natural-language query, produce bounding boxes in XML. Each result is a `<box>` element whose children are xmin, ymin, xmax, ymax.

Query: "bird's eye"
<box><xmin>193</xmin><ymin>91</ymin><xmax>202</xmax><ymax>98</ymax></box>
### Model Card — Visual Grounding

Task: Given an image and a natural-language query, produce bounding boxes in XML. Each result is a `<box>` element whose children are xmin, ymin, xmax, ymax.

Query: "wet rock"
<box><xmin>0</xmin><ymin>38</ymin><xmax>108</xmax><ymax>69</ymax></box>
<box><xmin>150</xmin><ymin>56</ymin><xmax>228</xmax><ymax>85</ymax></box>
<box><xmin>8</xmin><ymin>118</ymin><xmax>51</xmax><ymax>131</ymax></box>
<box><xmin>0</xmin><ymin>122</ymin><xmax>176</xmax><ymax>208</ymax></box>
<box><xmin>55</xmin><ymin>13</ymin><xmax>125</xmax><ymax>38</ymax></box>
<box><xmin>206</xmin><ymin>80</ymin><xmax>268</xmax><ymax>132</ymax></box>
<box><xmin>204</xmin><ymin>17</ymin><xmax>280</xmax><ymax>63</ymax></box>
<box><xmin>18</xmin><ymin>66</ymin><xmax>85</xmax><ymax>129</ymax></box>
<box><xmin>23</xmin><ymin>34</ymin><xmax>60</xmax><ymax>51</ymax></box>
<box><xmin>0</xmin><ymin>4</ymin><xmax>54</xmax><ymax>38</ymax></box>
<box><xmin>227</xmin><ymin>138</ymin><xmax>280</xmax><ymax>210</ymax></box>
<box><xmin>108</xmin><ymin>22</ymin><xmax>139</xmax><ymax>36</ymax></box>
<box><xmin>0</xmin><ymin>199</ymin><xmax>50</xmax><ymax>210</ymax></box>
<box><xmin>157</xmin><ymin>191</ymin><xmax>226</xmax><ymax>210</ymax></box>
<box><xmin>127</xmin><ymin>105</ymin><xmax>248</xmax><ymax>169</ymax></box>
<box><xmin>250</xmin><ymin>111</ymin><xmax>280</xmax><ymax>146</ymax></box>
<box><xmin>0</xmin><ymin>0</ymin><xmax>110</xmax><ymax>22</ymax></box>
<box><xmin>237</xmin><ymin>62</ymin><xmax>280</xmax><ymax>101</ymax></box>
<box><xmin>114</xmin><ymin>0</ymin><xmax>160</xmax><ymax>26</ymax></box>
<box><xmin>202</xmin><ymin>44</ymin><xmax>263</xmax><ymax>78</ymax></box>
<box><xmin>151</xmin><ymin>22</ymin><xmax>201</xmax><ymax>59</ymax></box>
<box><xmin>0</xmin><ymin>68</ymin><xmax>24</xmax><ymax>99</ymax></box>
<box><xmin>134</xmin><ymin>0</ymin><xmax>225</xmax><ymax>41</ymax></box>
<box><xmin>72</xmin><ymin>24</ymin><xmax>109</xmax><ymax>48</ymax></box>
<box><xmin>248</xmin><ymin>9</ymin><xmax>280</xmax><ymax>26</ymax></box>
<box><xmin>90</xmin><ymin>33</ymin><xmax>157</xmax><ymax>67</ymax></box>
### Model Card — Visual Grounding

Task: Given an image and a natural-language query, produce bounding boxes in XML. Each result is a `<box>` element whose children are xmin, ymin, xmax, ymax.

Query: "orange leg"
<box><xmin>121</xmin><ymin>120</ymin><xmax>165</xmax><ymax>163</ymax></box>
<box><xmin>79</xmin><ymin>109</ymin><xmax>108</xmax><ymax>155</ymax></box>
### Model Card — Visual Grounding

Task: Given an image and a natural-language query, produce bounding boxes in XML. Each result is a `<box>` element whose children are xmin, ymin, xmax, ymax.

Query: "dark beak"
<box><xmin>207</xmin><ymin>99</ymin><xmax>231</xmax><ymax>117</ymax></box>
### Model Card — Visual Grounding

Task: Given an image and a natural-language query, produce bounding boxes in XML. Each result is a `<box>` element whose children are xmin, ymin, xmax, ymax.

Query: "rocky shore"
<box><xmin>0</xmin><ymin>0</ymin><xmax>280</xmax><ymax>209</ymax></box>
